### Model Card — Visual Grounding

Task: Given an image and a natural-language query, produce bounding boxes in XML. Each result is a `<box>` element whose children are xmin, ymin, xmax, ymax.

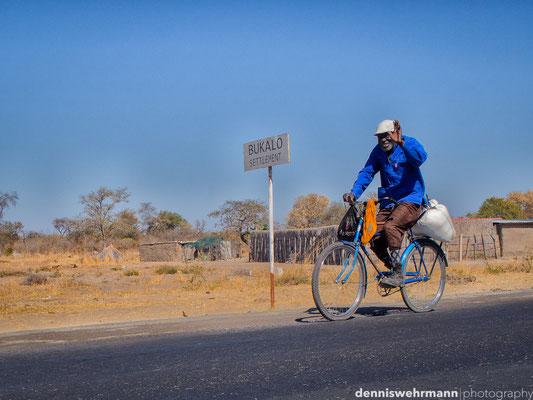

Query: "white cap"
<box><xmin>373</xmin><ymin>120</ymin><xmax>394</xmax><ymax>136</ymax></box>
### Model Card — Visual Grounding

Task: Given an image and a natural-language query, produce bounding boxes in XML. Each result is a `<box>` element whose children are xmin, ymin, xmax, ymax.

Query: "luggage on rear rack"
<box><xmin>411</xmin><ymin>199</ymin><xmax>456</xmax><ymax>243</ymax></box>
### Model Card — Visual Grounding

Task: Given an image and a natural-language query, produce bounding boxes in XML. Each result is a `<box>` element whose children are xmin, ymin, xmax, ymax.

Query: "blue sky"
<box><xmin>1</xmin><ymin>0</ymin><xmax>532</xmax><ymax>232</ymax></box>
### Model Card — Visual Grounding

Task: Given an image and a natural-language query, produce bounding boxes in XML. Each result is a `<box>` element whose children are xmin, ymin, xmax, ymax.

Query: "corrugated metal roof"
<box><xmin>453</xmin><ymin>218</ymin><xmax>502</xmax><ymax>221</ymax></box>
<box><xmin>492</xmin><ymin>220</ymin><xmax>533</xmax><ymax>224</ymax></box>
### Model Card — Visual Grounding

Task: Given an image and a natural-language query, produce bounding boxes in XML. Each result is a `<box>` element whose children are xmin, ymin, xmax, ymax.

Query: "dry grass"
<box><xmin>484</xmin><ymin>257</ymin><xmax>532</xmax><ymax>274</ymax></box>
<box><xmin>1</xmin><ymin>249</ymin><xmax>140</xmax><ymax>269</ymax></box>
<box><xmin>21</xmin><ymin>273</ymin><xmax>48</xmax><ymax>286</ymax></box>
<box><xmin>275</xmin><ymin>266</ymin><xmax>312</xmax><ymax>286</ymax></box>
<box><xmin>1</xmin><ymin>252</ymin><xmax>532</xmax><ymax>333</ymax></box>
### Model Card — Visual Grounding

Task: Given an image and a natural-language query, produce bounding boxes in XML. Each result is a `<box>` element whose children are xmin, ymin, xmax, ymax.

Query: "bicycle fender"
<box><xmin>401</xmin><ymin>239</ymin><xmax>449</xmax><ymax>268</ymax></box>
<box><xmin>400</xmin><ymin>242</ymin><xmax>417</xmax><ymax>267</ymax></box>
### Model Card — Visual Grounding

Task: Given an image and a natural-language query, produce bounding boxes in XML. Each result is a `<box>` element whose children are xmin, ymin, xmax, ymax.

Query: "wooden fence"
<box><xmin>250</xmin><ymin>226</ymin><xmax>337</xmax><ymax>264</ymax></box>
<box><xmin>250</xmin><ymin>227</ymin><xmax>500</xmax><ymax>263</ymax></box>
<box><xmin>441</xmin><ymin>233</ymin><xmax>500</xmax><ymax>261</ymax></box>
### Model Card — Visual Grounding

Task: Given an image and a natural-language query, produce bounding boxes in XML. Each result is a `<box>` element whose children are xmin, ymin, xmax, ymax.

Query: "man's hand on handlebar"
<box><xmin>343</xmin><ymin>193</ymin><xmax>356</xmax><ymax>203</ymax></box>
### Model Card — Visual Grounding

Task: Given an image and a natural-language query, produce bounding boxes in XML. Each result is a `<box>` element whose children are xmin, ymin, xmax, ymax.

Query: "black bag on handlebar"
<box><xmin>337</xmin><ymin>205</ymin><xmax>359</xmax><ymax>242</ymax></box>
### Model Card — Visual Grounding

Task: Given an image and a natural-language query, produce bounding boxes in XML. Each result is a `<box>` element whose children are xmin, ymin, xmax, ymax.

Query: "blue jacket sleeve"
<box><xmin>400</xmin><ymin>136</ymin><xmax>427</xmax><ymax>167</ymax></box>
<box><xmin>350</xmin><ymin>149</ymin><xmax>379</xmax><ymax>200</ymax></box>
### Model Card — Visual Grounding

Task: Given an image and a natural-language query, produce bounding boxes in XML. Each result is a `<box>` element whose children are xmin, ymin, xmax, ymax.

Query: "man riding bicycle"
<box><xmin>343</xmin><ymin>119</ymin><xmax>427</xmax><ymax>288</ymax></box>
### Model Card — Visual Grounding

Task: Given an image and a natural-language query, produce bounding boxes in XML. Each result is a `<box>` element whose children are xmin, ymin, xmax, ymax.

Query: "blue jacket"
<box><xmin>350</xmin><ymin>135</ymin><xmax>427</xmax><ymax>207</ymax></box>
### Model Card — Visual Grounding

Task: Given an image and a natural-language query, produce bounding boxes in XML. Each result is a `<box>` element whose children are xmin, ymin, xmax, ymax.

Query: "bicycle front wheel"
<box><xmin>312</xmin><ymin>242</ymin><xmax>366</xmax><ymax>321</ymax></box>
<box><xmin>401</xmin><ymin>239</ymin><xmax>447</xmax><ymax>312</ymax></box>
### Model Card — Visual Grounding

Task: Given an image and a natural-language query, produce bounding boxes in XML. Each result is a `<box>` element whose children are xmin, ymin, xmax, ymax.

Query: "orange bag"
<box><xmin>360</xmin><ymin>199</ymin><xmax>377</xmax><ymax>245</ymax></box>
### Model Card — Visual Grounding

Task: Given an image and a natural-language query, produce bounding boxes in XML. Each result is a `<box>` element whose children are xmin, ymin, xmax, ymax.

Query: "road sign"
<box><xmin>243</xmin><ymin>133</ymin><xmax>291</xmax><ymax>309</ymax></box>
<box><xmin>243</xmin><ymin>133</ymin><xmax>290</xmax><ymax>172</ymax></box>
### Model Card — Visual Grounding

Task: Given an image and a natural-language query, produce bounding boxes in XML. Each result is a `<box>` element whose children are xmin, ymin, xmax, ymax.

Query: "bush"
<box><xmin>21</xmin><ymin>272</ymin><xmax>48</xmax><ymax>285</ymax></box>
<box><xmin>183</xmin><ymin>274</ymin><xmax>205</xmax><ymax>291</ymax></box>
<box><xmin>180</xmin><ymin>265</ymin><xmax>207</xmax><ymax>291</ymax></box>
<box><xmin>123</xmin><ymin>269</ymin><xmax>139</xmax><ymax>276</ymax></box>
<box><xmin>13</xmin><ymin>234</ymin><xmax>77</xmax><ymax>254</ymax></box>
<box><xmin>156</xmin><ymin>266</ymin><xmax>178</xmax><ymax>275</ymax></box>
<box><xmin>447</xmin><ymin>270</ymin><xmax>477</xmax><ymax>284</ymax></box>
<box><xmin>112</xmin><ymin>238</ymin><xmax>139</xmax><ymax>251</ymax></box>
<box><xmin>0</xmin><ymin>270</ymin><xmax>25</xmax><ymax>278</ymax></box>
<box><xmin>179</xmin><ymin>265</ymin><xmax>206</xmax><ymax>275</ymax></box>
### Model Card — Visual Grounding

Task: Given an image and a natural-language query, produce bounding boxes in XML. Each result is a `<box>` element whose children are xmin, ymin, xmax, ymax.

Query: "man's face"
<box><xmin>377</xmin><ymin>132</ymin><xmax>394</xmax><ymax>152</ymax></box>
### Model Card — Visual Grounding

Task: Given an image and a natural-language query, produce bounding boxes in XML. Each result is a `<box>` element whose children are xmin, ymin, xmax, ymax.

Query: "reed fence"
<box><xmin>250</xmin><ymin>227</ymin><xmax>500</xmax><ymax>263</ymax></box>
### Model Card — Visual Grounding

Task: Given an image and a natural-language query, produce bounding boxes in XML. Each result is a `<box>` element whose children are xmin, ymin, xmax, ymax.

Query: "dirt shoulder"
<box><xmin>2</xmin><ymin>288</ymin><xmax>532</xmax><ymax>354</ymax></box>
<box><xmin>1</xmin><ymin>254</ymin><xmax>532</xmax><ymax>334</ymax></box>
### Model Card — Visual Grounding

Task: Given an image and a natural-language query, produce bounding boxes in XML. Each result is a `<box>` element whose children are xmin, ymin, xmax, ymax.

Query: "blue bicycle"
<box><xmin>312</xmin><ymin>198</ymin><xmax>448</xmax><ymax>321</ymax></box>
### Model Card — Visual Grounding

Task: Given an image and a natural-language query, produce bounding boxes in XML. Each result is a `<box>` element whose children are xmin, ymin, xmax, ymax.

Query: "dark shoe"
<box><xmin>380</xmin><ymin>269</ymin><xmax>404</xmax><ymax>288</ymax></box>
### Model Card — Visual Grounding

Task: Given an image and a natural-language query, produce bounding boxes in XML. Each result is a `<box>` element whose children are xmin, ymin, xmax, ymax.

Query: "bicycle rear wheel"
<box><xmin>401</xmin><ymin>239</ymin><xmax>446</xmax><ymax>312</ymax></box>
<box><xmin>312</xmin><ymin>242</ymin><xmax>366</xmax><ymax>321</ymax></box>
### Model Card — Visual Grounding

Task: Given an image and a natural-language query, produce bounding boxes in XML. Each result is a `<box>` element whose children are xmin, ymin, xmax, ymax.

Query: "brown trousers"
<box><xmin>370</xmin><ymin>202</ymin><xmax>422</xmax><ymax>264</ymax></box>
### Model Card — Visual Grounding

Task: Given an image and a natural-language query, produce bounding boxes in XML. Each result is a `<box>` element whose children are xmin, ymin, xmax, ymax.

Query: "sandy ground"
<box><xmin>1</xmin><ymin>253</ymin><xmax>532</xmax><ymax>333</ymax></box>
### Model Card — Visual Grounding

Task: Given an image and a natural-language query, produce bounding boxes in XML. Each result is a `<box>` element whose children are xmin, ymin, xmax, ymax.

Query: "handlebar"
<box><xmin>346</xmin><ymin>197</ymin><xmax>399</xmax><ymax>207</ymax></box>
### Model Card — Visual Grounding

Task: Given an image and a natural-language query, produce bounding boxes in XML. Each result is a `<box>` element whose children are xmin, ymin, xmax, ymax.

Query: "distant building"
<box><xmin>493</xmin><ymin>220</ymin><xmax>533</xmax><ymax>257</ymax></box>
<box><xmin>139</xmin><ymin>238</ymin><xmax>240</xmax><ymax>262</ymax></box>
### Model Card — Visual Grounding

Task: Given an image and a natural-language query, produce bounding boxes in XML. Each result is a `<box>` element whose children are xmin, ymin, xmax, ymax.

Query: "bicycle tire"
<box><xmin>401</xmin><ymin>239</ymin><xmax>447</xmax><ymax>312</ymax></box>
<box><xmin>312</xmin><ymin>241</ymin><xmax>366</xmax><ymax>321</ymax></box>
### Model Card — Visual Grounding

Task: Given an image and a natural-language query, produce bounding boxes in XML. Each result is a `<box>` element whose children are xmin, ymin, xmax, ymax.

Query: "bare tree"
<box><xmin>138</xmin><ymin>202</ymin><xmax>157</xmax><ymax>233</ymax></box>
<box><xmin>194</xmin><ymin>219</ymin><xmax>206</xmax><ymax>235</ymax></box>
<box><xmin>0</xmin><ymin>192</ymin><xmax>18</xmax><ymax>220</ymax></box>
<box><xmin>209</xmin><ymin>200</ymin><xmax>267</xmax><ymax>244</ymax></box>
<box><xmin>80</xmin><ymin>187</ymin><xmax>130</xmax><ymax>247</ymax></box>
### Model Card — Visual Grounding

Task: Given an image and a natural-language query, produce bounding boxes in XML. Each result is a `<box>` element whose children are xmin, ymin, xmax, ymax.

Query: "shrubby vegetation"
<box><xmin>1</xmin><ymin>187</ymin><xmax>531</xmax><ymax>257</ymax></box>
<box><xmin>0</xmin><ymin>191</ymin><xmax>23</xmax><ymax>255</ymax></box>
<box><xmin>3</xmin><ymin>187</ymin><xmax>208</xmax><ymax>255</ymax></box>
<box><xmin>467</xmin><ymin>190</ymin><xmax>533</xmax><ymax>219</ymax></box>
<box><xmin>208</xmin><ymin>199</ymin><xmax>267</xmax><ymax>244</ymax></box>
<box><xmin>285</xmin><ymin>194</ymin><xmax>345</xmax><ymax>229</ymax></box>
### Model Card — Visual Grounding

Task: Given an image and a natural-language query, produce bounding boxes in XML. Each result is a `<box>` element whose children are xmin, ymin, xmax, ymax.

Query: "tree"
<box><xmin>208</xmin><ymin>200</ymin><xmax>267</xmax><ymax>244</ymax></box>
<box><xmin>138</xmin><ymin>202</ymin><xmax>157</xmax><ymax>233</ymax></box>
<box><xmin>80</xmin><ymin>187</ymin><xmax>130</xmax><ymax>246</ymax></box>
<box><xmin>506</xmin><ymin>190</ymin><xmax>533</xmax><ymax>218</ymax></box>
<box><xmin>194</xmin><ymin>219</ymin><xmax>206</xmax><ymax>234</ymax></box>
<box><xmin>0</xmin><ymin>192</ymin><xmax>18</xmax><ymax>219</ymax></box>
<box><xmin>319</xmin><ymin>201</ymin><xmax>346</xmax><ymax>226</ymax></box>
<box><xmin>113</xmin><ymin>209</ymin><xmax>140</xmax><ymax>239</ymax></box>
<box><xmin>470</xmin><ymin>197</ymin><xmax>523</xmax><ymax>219</ymax></box>
<box><xmin>0</xmin><ymin>221</ymin><xmax>24</xmax><ymax>253</ymax></box>
<box><xmin>147</xmin><ymin>211</ymin><xmax>190</xmax><ymax>233</ymax></box>
<box><xmin>52</xmin><ymin>218</ymin><xmax>80</xmax><ymax>236</ymax></box>
<box><xmin>286</xmin><ymin>194</ymin><xmax>331</xmax><ymax>229</ymax></box>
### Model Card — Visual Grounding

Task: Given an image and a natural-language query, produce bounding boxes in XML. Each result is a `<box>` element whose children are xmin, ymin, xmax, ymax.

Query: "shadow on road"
<box><xmin>295</xmin><ymin>306</ymin><xmax>410</xmax><ymax>323</ymax></box>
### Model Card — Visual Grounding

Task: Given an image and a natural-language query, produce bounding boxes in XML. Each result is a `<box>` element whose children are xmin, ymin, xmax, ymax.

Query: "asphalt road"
<box><xmin>1</xmin><ymin>290</ymin><xmax>532</xmax><ymax>399</ymax></box>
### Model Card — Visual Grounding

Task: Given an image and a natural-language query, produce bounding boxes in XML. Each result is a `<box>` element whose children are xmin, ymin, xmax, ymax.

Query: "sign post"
<box><xmin>243</xmin><ymin>133</ymin><xmax>290</xmax><ymax>309</ymax></box>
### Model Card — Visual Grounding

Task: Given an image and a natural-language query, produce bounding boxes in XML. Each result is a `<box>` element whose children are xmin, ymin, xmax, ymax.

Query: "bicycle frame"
<box><xmin>401</xmin><ymin>241</ymin><xmax>437</xmax><ymax>284</ymax></box>
<box><xmin>336</xmin><ymin>218</ymin><xmax>364</xmax><ymax>284</ymax></box>
<box><xmin>337</xmin><ymin>207</ymin><xmax>442</xmax><ymax>286</ymax></box>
